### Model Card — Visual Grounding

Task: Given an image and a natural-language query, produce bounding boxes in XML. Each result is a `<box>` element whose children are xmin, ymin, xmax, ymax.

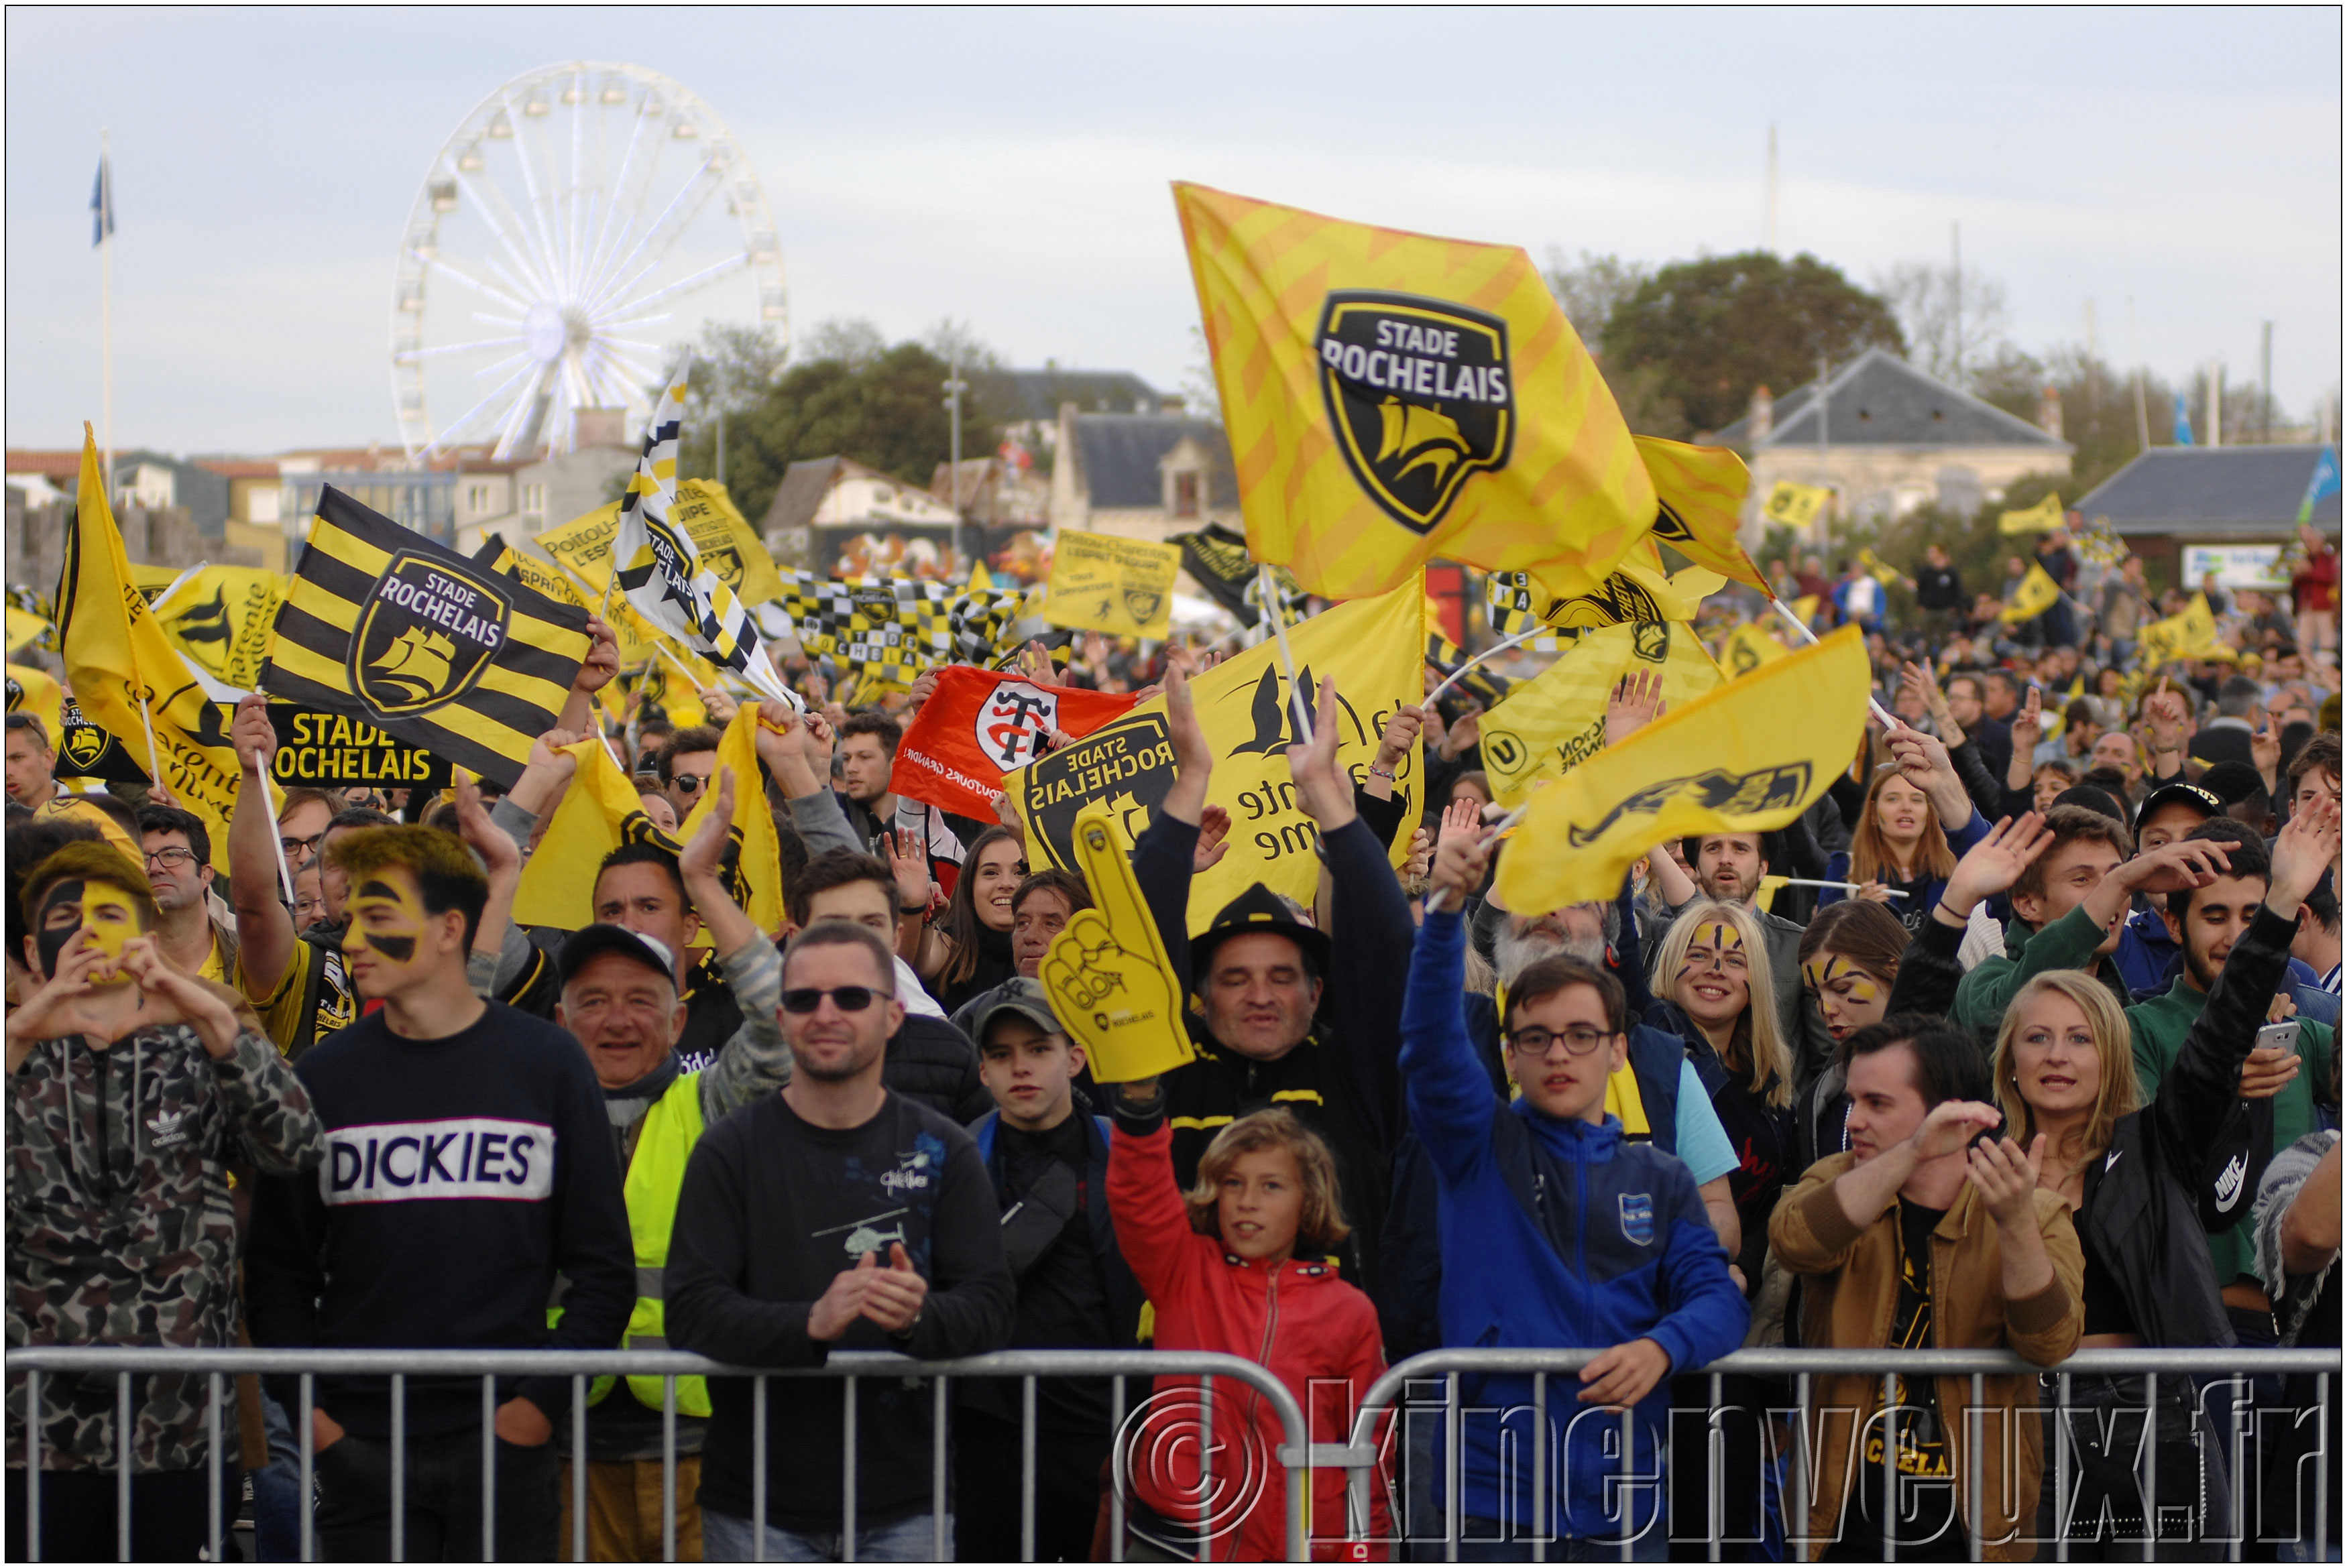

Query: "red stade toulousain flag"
<box><xmin>891</xmin><ymin>667</ymin><xmax>1139</xmax><ymax>820</ymax></box>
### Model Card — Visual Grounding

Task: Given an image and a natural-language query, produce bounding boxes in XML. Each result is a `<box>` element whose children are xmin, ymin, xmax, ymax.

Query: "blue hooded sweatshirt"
<box><xmin>1399</xmin><ymin>908</ymin><xmax>1749</xmax><ymax>1543</ymax></box>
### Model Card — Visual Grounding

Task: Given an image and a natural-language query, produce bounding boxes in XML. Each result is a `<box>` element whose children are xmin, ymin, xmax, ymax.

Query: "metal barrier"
<box><xmin>4</xmin><ymin>1345</ymin><xmax>1312</xmax><ymax>1564</ymax></box>
<box><xmin>1339</xmin><ymin>1345</ymin><xmax>2337</xmax><ymax>1564</ymax></box>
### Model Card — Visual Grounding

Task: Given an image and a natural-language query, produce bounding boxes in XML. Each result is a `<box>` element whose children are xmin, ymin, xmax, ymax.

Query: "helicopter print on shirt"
<box><xmin>812</xmin><ymin>1207</ymin><xmax>909</xmax><ymax>1260</ymax></box>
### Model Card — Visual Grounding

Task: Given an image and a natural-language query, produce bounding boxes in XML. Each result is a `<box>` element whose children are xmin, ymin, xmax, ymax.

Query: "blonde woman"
<box><xmin>1646</xmin><ymin>900</ymin><xmax>1794</xmax><ymax>1294</ymax></box>
<box><xmin>1992</xmin><ymin>789</ymin><xmax>2336</xmax><ymax>1554</ymax></box>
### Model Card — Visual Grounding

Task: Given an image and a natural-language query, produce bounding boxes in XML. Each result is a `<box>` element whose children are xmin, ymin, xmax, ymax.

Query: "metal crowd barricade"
<box><xmin>1340</xmin><ymin>1345</ymin><xmax>2338</xmax><ymax>1564</ymax></box>
<box><xmin>5</xmin><ymin>1345</ymin><xmax>1310</xmax><ymax>1564</ymax></box>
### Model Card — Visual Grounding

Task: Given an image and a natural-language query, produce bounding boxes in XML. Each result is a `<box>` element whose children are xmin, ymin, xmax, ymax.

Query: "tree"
<box><xmin>1875</xmin><ymin>260</ymin><xmax>2010</xmax><ymax>389</ymax></box>
<box><xmin>1600</xmin><ymin>251</ymin><xmax>1906</xmax><ymax>436</ymax></box>
<box><xmin>700</xmin><ymin>335</ymin><xmax>1002</xmax><ymax>527</ymax></box>
<box><xmin>1542</xmin><ymin>249</ymin><xmax>1651</xmax><ymax>343</ymax></box>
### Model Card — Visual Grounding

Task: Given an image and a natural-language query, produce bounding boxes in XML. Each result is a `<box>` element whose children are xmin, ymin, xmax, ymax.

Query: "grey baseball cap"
<box><xmin>962</xmin><ymin>977</ymin><xmax>1062</xmax><ymax>1045</ymax></box>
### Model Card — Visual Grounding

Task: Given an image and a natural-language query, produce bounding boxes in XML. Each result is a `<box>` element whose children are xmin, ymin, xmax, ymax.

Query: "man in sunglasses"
<box><xmin>138</xmin><ymin>804</ymin><xmax>234</xmax><ymax>983</ymax></box>
<box><xmin>667</xmin><ymin>919</ymin><xmax>1014</xmax><ymax>1562</ymax></box>
<box><xmin>655</xmin><ymin>724</ymin><xmax>723</xmax><ymax>825</ymax></box>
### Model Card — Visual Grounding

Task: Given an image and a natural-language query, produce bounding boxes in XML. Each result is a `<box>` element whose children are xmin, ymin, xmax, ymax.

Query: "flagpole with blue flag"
<box><xmin>93</xmin><ymin>133</ymin><xmax>115</xmax><ymax>499</ymax></box>
<box><xmin>2300</xmin><ymin>447</ymin><xmax>2341</xmax><ymax>526</ymax></box>
<box><xmin>2171</xmin><ymin>391</ymin><xmax>2194</xmax><ymax>446</ymax></box>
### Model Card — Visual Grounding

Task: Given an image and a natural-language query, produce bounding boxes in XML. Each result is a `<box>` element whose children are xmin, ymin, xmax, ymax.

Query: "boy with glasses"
<box><xmin>1397</xmin><ymin>829</ymin><xmax>1748</xmax><ymax>1559</ymax></box>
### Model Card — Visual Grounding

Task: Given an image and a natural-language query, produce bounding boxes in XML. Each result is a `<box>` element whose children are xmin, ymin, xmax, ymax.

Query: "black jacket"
<box><xmin>970</xmin><ymin>1106</ymin><xmax>1143</xmax><ymax>1349</ymax></box>
<box><xmin>1886</xmin><ymin>907</ymin><xmax>2282</xmax><ymax>1348</ymax></box>
<box><xmin>1915</xmin><ymin>563</ymin><xmax>1965</xmax><ymax>611</ymax></box>
<box><xmin>884</xmin><ymin>1014</ymin><xmax>990</xmax><ymax>1124</ymax></box>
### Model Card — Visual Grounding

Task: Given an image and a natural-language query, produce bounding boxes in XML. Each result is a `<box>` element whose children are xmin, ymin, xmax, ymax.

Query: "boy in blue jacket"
<box><xmin>1401</xmin><ymin>829</ymin><xmax>1748</xmax><ymax>1560</ymax></box>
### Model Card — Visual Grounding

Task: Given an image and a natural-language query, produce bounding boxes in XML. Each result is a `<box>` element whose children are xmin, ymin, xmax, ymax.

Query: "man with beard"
<box><xmin>138</xmin><ymin>804</ymin><xmax>234</xmax><ymax>981</ymax></box>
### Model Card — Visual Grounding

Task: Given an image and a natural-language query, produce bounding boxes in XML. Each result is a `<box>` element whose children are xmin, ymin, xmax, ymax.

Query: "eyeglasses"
<box><xmin>144</xmin><ymin>846</ymin><xmax>198</xmax><ymax>869</ymax></box>
<box><xmin>780</xmin><ymin>985</ymin><xmax>889</xmax><ymax>1014</ymax></box>
<box><xmin>1506</xmin><ymin>1024</ymin><xmax>1613</xmax><ymax>1058</ymax></box>
<box><xmin>280</xmin><ymin>831</ymin><xmax>326</xmax><ymax>858</ymax></box>
<box><xmin>670</xmin><ymin>774</ymin><xmax>708</xmax><ymax>795</ymax></box>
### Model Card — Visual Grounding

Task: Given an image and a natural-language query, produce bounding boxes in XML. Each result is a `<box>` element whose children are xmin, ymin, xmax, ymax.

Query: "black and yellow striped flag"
<box><xmin>262</xmin><ymin>486</ymin><xmax>590</xmax><ymax>786</ymax></box>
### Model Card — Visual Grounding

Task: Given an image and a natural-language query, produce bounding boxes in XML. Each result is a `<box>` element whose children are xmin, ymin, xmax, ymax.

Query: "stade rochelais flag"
<box><xmin>612</xmin><ymin>373</ymin><xmax>795</xmax><ymax>709</ymax></box>
<box><xmin>261</xmin><ymin>486</ymin><xmax>590</xmax><ymax>786</ymax></box>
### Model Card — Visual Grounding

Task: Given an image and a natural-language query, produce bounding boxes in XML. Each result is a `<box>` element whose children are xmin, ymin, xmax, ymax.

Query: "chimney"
<box><xmin>573</xmin><ymin>407</ymin><xmax>628</xmax><ymax>450</ymax></box>
<box><xmin>1750</xmin><ymin>385</ymin><xmax>1774</xmax><ymax>441</ymax></box>
<box><xmin>2037</xmin><ymin>385</ymin><xmax>2064</xmax><ymax>440</ymax></box>
<box><xmin>1162</xmin><ymin>396</ymin><xmax>1188</xmax><ymax>416</ymax></box>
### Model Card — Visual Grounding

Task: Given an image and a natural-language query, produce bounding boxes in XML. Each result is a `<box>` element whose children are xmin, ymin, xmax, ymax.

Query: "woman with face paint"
<box><xmin>6</xmin><ymin>843</ymin><xmax>325</xmax><ymax>1563</ymax></box>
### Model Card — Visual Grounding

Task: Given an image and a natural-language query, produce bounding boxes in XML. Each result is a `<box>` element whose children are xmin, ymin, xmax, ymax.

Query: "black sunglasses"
<box><xmin>780</xmin><ymin>985</ymin><xmax>887</xmax><ymax>1015</ymax></box>
<box><xmin>670</xmin><ymin>773</ymin><xmax>708</xmax><ymax>794</ymax></box>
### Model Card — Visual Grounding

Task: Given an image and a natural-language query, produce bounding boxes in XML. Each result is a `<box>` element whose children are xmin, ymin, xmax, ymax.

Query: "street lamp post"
<box><xmin>943</xmin><ymin>355</ymin><xmax>970</xmax><ymax>564</ymax></box>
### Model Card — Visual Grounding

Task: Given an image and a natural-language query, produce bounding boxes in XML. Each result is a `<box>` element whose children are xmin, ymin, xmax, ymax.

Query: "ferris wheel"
<box><xmin>388</xmin><ymin>62</ymin><xmax>787</xmax><ymax>460</ymax></box>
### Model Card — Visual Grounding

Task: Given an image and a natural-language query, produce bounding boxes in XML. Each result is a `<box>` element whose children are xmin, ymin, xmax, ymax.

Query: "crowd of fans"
<box><xmin>3</xmin><ymin>523</ymin><xmax>2342</xmax><ymax>1563</ymax></box>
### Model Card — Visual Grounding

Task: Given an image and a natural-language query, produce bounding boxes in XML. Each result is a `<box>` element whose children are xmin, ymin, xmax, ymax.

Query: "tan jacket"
<box><xmin>1770</xmin><ymin>1152</ymin><xmax>2084</xmax><ymax>1562</ymax></box>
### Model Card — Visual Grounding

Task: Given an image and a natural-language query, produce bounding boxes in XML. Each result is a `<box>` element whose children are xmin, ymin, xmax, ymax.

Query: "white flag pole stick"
<box><xmin>134</xmin><ymin>695</ymin><xmax>164</xmax><ymax>790</ymax></box>
<box><xmin>1766</xmin><ymin>596</ymin><xmax>1901</xmax><ymax>731</ymax></box>
<box><xmin>1774</xmin><ymin>877</ymin><xmax>1906</xmax><ymax>898</ymax></box>
<box><xmin>1259</xmin><ymin>565</ymin><xmax>1313</xmax><ymax>743</ymax></box>
<box><xmin>1423</xmin><ymin>625</ymin><xmax>1544</xmax><ymax>709</ymax></box>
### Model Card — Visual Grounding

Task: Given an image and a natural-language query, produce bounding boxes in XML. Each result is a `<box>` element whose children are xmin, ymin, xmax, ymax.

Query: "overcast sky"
<box><xmin>6</xmin><ymin>5</ymin><xmax>2339</xmax><ymax>455</ymax></box>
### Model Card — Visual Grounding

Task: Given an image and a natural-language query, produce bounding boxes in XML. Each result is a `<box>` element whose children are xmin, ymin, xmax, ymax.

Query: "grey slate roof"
<box><xmin>978</xmin><ymin>368</ymin><xmax>1164</xmax><ymax>423</ymax></box>
<box><xmin>1709</xmin><ymin>347</ymin><xmax>2071</xmax><ymax>453</ymax></box>
<box><xmin>1072</xmin><ymin>414</ymin><xmax>1231</xmax><ymax>509</ymax></box>
<box><xmin>2075</xmin><ymin>445</ymin><xmax>2341</xmax><ymax>536</ymax></box>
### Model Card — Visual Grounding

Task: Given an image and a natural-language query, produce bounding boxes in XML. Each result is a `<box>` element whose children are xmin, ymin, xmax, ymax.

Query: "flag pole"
<box><xmin>134</xmin><ymin>694</ymin><xmax>163</xmax><ymax>788</ymax></box>
<box><xmin>1766</xmin><ymin>596</ymin><xmax>1900</xmax><ymax>731</ymax></box>
<box><xmin>1257</xmin><ymin>565</ymin><xmax>1312</xmax><ymax>743</ymax></box>
<box><xmin>99</xmin><ymin>129</ymin><xmax>113</xmax><ymax>500</ymax></box>
<box><xmin>1422</xmin><ymin>625</ymin><xmax>1543</xmax><ymax>710</ymax></box>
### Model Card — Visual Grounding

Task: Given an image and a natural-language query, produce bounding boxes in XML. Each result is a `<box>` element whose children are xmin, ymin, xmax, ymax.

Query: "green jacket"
<box><xmin>2128</xmin><ymin>933</ymin><xmax>2338</xmax><ymax>1288</ymax></box>
<box><xmin>1951</xmin><ymin>904</ymin><xmax>2130</xmax><ymax>1050</ymax></box>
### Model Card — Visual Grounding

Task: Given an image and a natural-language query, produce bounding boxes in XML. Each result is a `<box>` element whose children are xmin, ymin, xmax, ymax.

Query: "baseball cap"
<box><xmin>2197</xmin><ymin>760</ymin><xmax>2267</xmax><ymax>808</ymax></box>
<box><xmin>2049</xmin><ymin>784</ymin><xmax>2126</xmax><ymax>826</ymax></box>
<box><xmin>962</xmin><ymin>976</ymin><xmax>1062</xmax><ymax>1044</ymax></box>
<box><xmin>557</xmin><ymin>923</ymin><xmax>677</xmax><ymax>987</ymax></box>
<box><xmin>2132</xmin><ymin>781</ymin><xmax>2221</xmax><ymax>837</ymax></box>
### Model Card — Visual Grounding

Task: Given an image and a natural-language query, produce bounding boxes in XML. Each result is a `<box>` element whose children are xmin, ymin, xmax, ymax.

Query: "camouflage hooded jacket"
<box><xmin>7</xmin><ymin>1021</ymin><xmax>324</xmax><ymax>1472</ymax></box>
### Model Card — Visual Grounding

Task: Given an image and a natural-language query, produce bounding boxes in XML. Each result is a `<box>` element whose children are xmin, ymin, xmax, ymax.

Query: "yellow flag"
<box><xmin>151</xmin><ymin>566</ymin><xmax>282</xmax><ymax>692</ymax></box>
<box><xmin>56</xmin><ymin>427</ymin><xmax>239</xmax><ymax>871</ymax></box>
<box><xmin>1043</xmin><ymin>532</ymin><xmax>1182</xmax><ymax>639</ymax></box>
<box><xmin>1791</xmin><ymin>594</ymin><xmax>1821</xmax><ymax>627</ymax></box>
<box><xmin>512</xmin><ymin>735</ymin><xmax>677</xmax><ymax>930</ymax></box>
<box><xmin>1176</xmin><ymin>182</ymin><xmax>1653</xmax><ymax>601</ymax></box>
<box><xmin>675</xmin><ymin>705</ymin><xmax>787</xmax><ymax>937</ymax></box>
<box><xmin>2136</xmin><ymin>592</ymin><xmax>2224</xmax><ymax>668</ymax></box>
<box><xmin>7</xmin><ymin>606</ymin><xmax>54</xmax><ymax>654</ymax></box>
<box><xmin>1495</xmin><ymin>626</ymin><xmax>1870</xmax><ymax>914</ymax></box>
<box><xmin>1998</xmin><ymin>493</ymin><xmax>2065</xmax><ymax>536</ymax></box>
<box><xmin>1855</xmin><ymin>547</ymin><xmax>1903</xmax><ymax>587</ymax></box>
<box><xmin>1041</xmin><ymin>804</ymin><xmax>1196</xmax><ymax>1083</ymax></box>
<box><xmin>968</xmin><ymin>558</ymin><xmax>996</xmax><ymax>594</ymax></box>
<box><xmin>538</xmin><ymin>477</ymin><xmax>785</xmax><ymax>605</ymax></box>
<box><xmin>1008</xmin><ymin>581</ymin><xmax>1423</xmax><ymax>931</ymax></box>
<box><xmin>1998</xmin><ymin>561</ymin><xmax>2063</xmax><ymax>623</ymax></box>
<box><xmin>1486</xmin><ymin>536</ymin><xmax>1720</xmax><ymax>638</ymax></box>
<box><xmin>1634</xmin><ymin>437</ymin><xmax>1769</xmax><ymax>593</ymax></box>
<box><xmin>1477</xmin><ymin>621</ymin><xmax>1724</xmax><ymax>808</ymax></box>
<box><xmin>6</xmin><ymin>661</ymin><xmax>64</xmax><ymax>741</ymax></box>
<box><xmin>1719</xmin><ymin>623</ymin><xmax>1790</xmax><ymax>678</ymax></box>
<box><xmin>1761</xmin><ymin>481</ymin><xmax>1831</xmax><ymax>529</ymax></box>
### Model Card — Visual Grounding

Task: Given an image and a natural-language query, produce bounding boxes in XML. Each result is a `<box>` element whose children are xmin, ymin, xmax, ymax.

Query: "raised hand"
<box><xmin>1900</xmin><ymin>661</ymin><xmax>1959</xmax><ymax>739</ymax></box>
<box><xmin>1605</xmin><ymin>669</ymin><xmax>1666</xmax><ymax>746</ymax></box>
<box><xmin>572</xmin><ymin>617</ymin><xmax>620</xmax><ymax>695</ymax></box>
<box><xmin>884</xmin><ymin>827</ymin><xmax>932</xmax><ymax>914</ymax></box>
<box><xmin>1401</xmin><ymin>827</ymin><xmax>1434</xmax><ymax>885</ymax></box>
<box><xmin>990</xmin><ymin>789</ymin><xmax>1027</xmax><ymax>851</ymax></box>
<box><xmin>1885</xmin><ymin>725</ymin><xmax>1973</xmax><ymax>827</ymax></box>
<box><xmin>2010</xmin><ymin>684</ymin><xmax>2044</xmax><ymax>753</ymax></box>
<box><xmin>1438</xmin><ymin>796</ymin><xmax>1483</xmax><ymax>849</ymax></box>
<box><xmin>453</xmin><ymin>767</ymin><xmax>519</xmax><ymax>882</ymax></box>
<box><xmin>1040</xmin><ymin>808</ymin><xmax>1191</xmax><ymax>1083</ymax></box>
<box><xmin>1940</xmin><ymin>812</ymin><xmax>2055</xmax><ymax>918</ymax></box>
<box><xmin>699</xmin><ymin>688</ymin><xmax>740</xmax><ymax>723</ymax></box>
<box><xmin>1430</xmin><ymin>824</ymin><xmax>1493</xmax><ymax>905</ymax></box>
<box><xmin>2269</xmin><ymin>790</ymin><xmax>2342</xmax><ymax>916</ymax></box>
<box><xmin>7</xmin><ymin>927</ymin><xmax>113</xmax><ymax>1050</ymax></box>
<box><xmin>1965</xmin><ymin>1132</ymin><xmax>2047</xmax><ymax>1229</ymax></box>
<box><xmin>1375</xmin><ymin>703</ymin><xmax>1424</xmax><ymax>768</ymax></box>
<box><xmin>905</xmin><ymin>668</ymin><xmax>940</xmax><ymax>715</ymax></box>
<box><xmin>233</xmin><ymin>694</ymin><xmax>276</xmax><ymax>778</ymax></box>
<box><xmin>2252</xmin><ymin>713</ymin><xmax>2283</xmax><ymax>783</ymax></box>
<box><xmin>1192</xmin><ymin>804</ymin><xmax>1230</xmax><ymax>873</ymax></box>
<box><xmin>680</xmin><ymin>768</ymin><xmax>738</xmax><ymax>886</ymax></box>
<box><xmin>1286</xmin><ymin>676</ymin><xmax>1355</xmax><ymax>829</ymax></box>
<box><xmin>1909</xmin><ymin>1099</ymin><xmax>2001</xmax><ymax>1162</ymax></box>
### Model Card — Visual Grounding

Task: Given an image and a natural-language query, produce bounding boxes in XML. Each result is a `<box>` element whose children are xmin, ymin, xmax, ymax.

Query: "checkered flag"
<box><xmin>1485</xmin><ymin>570</ymin><xmax>1552</xmax><ymax>638</ymax></box>
<box><xmin>781</xmin><ymin>571</ymin><xmax>956</xmax><ymax>691</ymax></box>
<box><xmin>614</xmin><ymin>372</ymin><xmax>795</xmax><ymax>709</ymax></box>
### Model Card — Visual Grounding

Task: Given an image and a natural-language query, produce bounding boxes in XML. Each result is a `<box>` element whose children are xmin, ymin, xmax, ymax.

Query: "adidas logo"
<box><xmin>147</xmin><ymin>1110</ymin><xmax>190</xmax><ymax>1148</ymax></box>
<box><xmin>2213</xmin><ymin>1152</ymin><xmax>2248</xmax><ymax>1213</ymax></box>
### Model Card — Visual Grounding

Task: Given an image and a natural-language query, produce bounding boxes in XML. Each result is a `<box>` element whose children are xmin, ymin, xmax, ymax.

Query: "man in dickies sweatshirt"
<box><xmin>247</xmin><ymin>826</ymin><xmax>633</xmax><ymax>1562</ymax></box>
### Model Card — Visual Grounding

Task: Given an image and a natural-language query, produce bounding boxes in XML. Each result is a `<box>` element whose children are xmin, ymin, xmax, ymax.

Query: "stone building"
<box><xmin>1707</xmin><ymin>347</ymin><xmax>2073</xmax><ymax>535</ymax></box>
<box><xmin>1047</xmin><ymin>405</ymin><xmax>1237</xmax><ymax>544</ymax></box>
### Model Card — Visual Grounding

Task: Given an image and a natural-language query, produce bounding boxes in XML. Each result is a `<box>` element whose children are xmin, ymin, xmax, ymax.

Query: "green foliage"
<box><xmin>685</xmin><ymin>330</ymin><xmax>1003</xmax><ymax>527</ymax></box>
<box><xmin>1601</xmin><ymin>251</ymin><xmax>1906</xmax><ymax>436</ymax></box>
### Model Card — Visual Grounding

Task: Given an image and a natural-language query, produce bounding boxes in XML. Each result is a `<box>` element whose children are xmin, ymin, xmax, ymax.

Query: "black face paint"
<box><xmin>34</xmin><ymin>879</ymin><xmax>84</xmax><ymax>978</ymax></box>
